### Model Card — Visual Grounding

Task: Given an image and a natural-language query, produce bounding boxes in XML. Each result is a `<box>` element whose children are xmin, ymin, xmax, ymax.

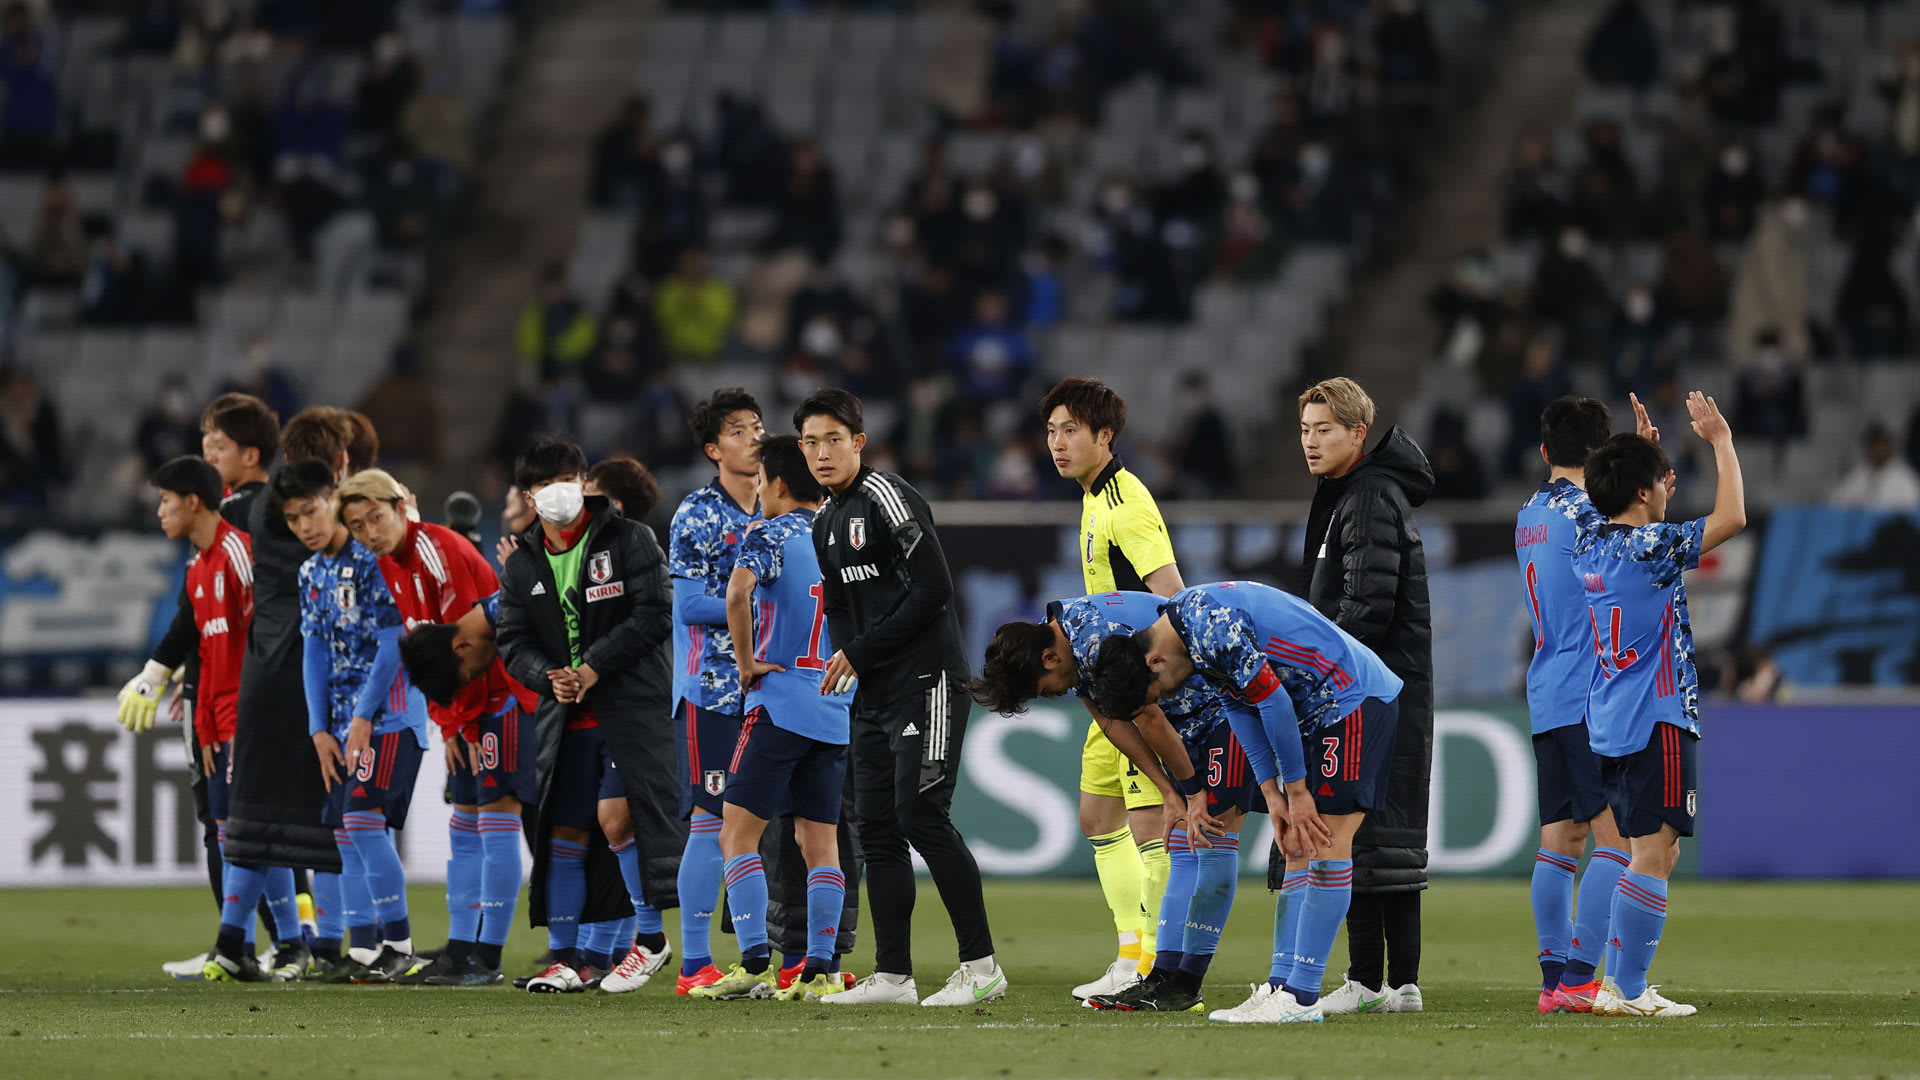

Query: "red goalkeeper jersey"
<box><xmin>378</xmin><ymin>519</ymin><xmax>524</xmax><ymax>740</ymax></box>
<box><xmin>188</xmin><ymin>520</ymin><xmax>253</xmax><ymax>745</ymax></box>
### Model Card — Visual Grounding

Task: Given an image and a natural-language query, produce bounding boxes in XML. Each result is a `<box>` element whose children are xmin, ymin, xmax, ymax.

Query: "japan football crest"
<box><xmin>704</xmin><ymin>769</ymin><xmax>726</xmax><ymax>796</ymax></box>
<box><xmin>335</xmin><ymin>581</ymin><xmax>356</xmax><ymax>612</ymax></box>
<box><xmin>213</xmin><ymin>571</ymin><xmax>225</xmax><ymax>603</ymax></box>
<box><xmin>1686</xmin><ymin>789</ymin><xmax>1697</xmax><ymax>816</ymax></box>
<box><xmin>849</xmin><ymin>517</ymin><xmax>866</xmax><ymax>550</ymax></box>
<box><xmin>589</xmin><ymin>550</ymin><xmax>612</xmax><ymax>584</ymax></box>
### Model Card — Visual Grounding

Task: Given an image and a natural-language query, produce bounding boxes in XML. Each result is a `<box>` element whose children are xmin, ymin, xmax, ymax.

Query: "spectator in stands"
<box><xmin>354</xmin><ymin>343</ymin><xmax>443</xmax><ymax>473</ymax></box>
<box><xmin>1833</xmin><ymin>424</ymin><xmax>1920</xmax><ymax>511</ymax></box>
<box><xmin>1700</xmin><ymin>3</ymin><xmax>1785</xmax><ymax>128</ymax></box>
<box><xmin>630</xmin><ymin>366</ymin><xmax>694</xmax><ymax>470</ymax></box>
<box><xmin>1732</xmin><ymin>328</ymin><xmax>1806</xmax><ymax>447</ymax></box>
<box><xmin>1530</xmin><ymin>226</ymin><xmax>1612</xmax><ymax>358</ymax></box>
<box><xmin>932</xmin><ymin>401</ymin><xmax>991</xmax><ymax>499</ymax></box>
<box><xmin>135</xmin><ymin>375</ymin><xmax>199</xmax><ymax>474</ymax></box>
<box><xmin>1211</xmin><ymin>171</ymin><xmax>1284</xmax><ymax>280</ymax></box>
<box><xmin>1284</xmin><ymin>136</ymin><xmax>1360</xmax><ymax>245</ymax></box>
<box><xmin>1373</xmin><ymin>0</ymin><xmax>1441</xmax><ymax>91</ymax></box>
<box><xmin>273</xmin><ymin>68</ymin><xmax>350</xmax><ymax>260</ymax></box>
<box><xmin>173</xmin><ymin>111</ymin><xmax>240</xmax><ymax>291</ymax></box>
<box><xmin>219</xmin><ymin>333</ymin><xmax>300</xmax><ymax>423</ymax></box>
<box><xmin>947</xmin><ymin>289</ymin><xmax>1034</xmax><ymax>403</ymax></box>
<box><xmin>712</xmin><ymin>93</ymin><xmax>787</xmax><ymax>207</ymax></box>
<box><xmin>1726</xmin><ymin>200</ymin><xmax>1809</xmax><ymax>369</ymax></box>
<box><xmin>1425</xmin><ymin>406</ymin><xmax>1488</xmax><ymax>501</ymax></box>
<box><xmin>78</xmin><ymin>214</ymin><xmax>153</xmax><ymax>326</ymax></box>
<box><xmin>590</xmin><ymin>96</ymin><xmax>657</xmax><ymax>210</ymax></box>
<box><xmin>634</xmin><ymin>136</ymin><xmax>707</xmax><ymax>280</ymax></box>
<box><xmin>0</xmin><ymin>367</ymin><xmax>62</xmax><ymax>507</ymax></box>
<box><xmin>1249</xmin><ymin>87</ymin><xmax>1309</xmax><ymax>204</ymax></box>
<box><xmin>28</xmin><ymin>173</ymin><xmax>85</xmax><ymax>285</ymax></box>
<box><xmin>1504</xmin><ymin>335</ymin><xmax>1573</xmax><ymax>477</ymax></box>
<box><xmin>0</xmin><ymin>3</ymin><xmax>58</xmax><ymax>172</ymax></box>
<box><xmin>766</xmin><ymin>138</ymin><xmax>841</xmax><ymax>264</ymax></box>
<box><xmin>1835</xmin><ymin>229</ymin><xmax>1911</xmax><ymax>359</ymax></box>
<box><xmin>1652</xmin><ymin>87</ymin><xmax>1716</xmax><ymax>233</ymax></box>
<box><xmin>1171</xmin><ymin>370</ymin><xmax>1238</xmax><ymax>498</ymax></box>
<box><xmin>1783</xmin><ymin>106</ymin><xmax>1874</xmax><ymax>237</ymax></box>
<box><xmin>653</xmin><ymin>245</ymin><xmax>736</xmax><ymax>362</ymax></box>
<box><xmin>1606</xmin><ymin>282</ymin><xmax>1672</xmax><ymax>397</ymax></box>
<box><xmin>889</xmin><ymin>373</ymin><xmax>953</xmax><ymax>488</ymax></box>
<box><xmin>580</xmin><ymin>314</ymin><xmax>651</xmax><ymax>405</ymax></box>
<box><xmin>364</xmin><ymin>140</ymin><xmax>454</xmax><ymax>252</ymax></box>
<box><xmin>983</xmin><ymin>432</ymin><xmax>1045</xmax><ymax>501</ymax></box>
<box><xmin>1702</xmin><ymin>143</ymin><xmax>1763</xmax><ymax>243</ymax></box>
<box><xmin>1566</xmin><ymin>119</ymin><xmax>1640</xmax><ymax>243</ymax></box>
<box><xmin>1582</xmin><ymin>0</ymin><xmax>1661</xmax><ymax>90</ymax></box>
<box><xmin>353</xmin><ymin>32</ymin><xmax>420</xmax><ymax>143</ymax></box>
<box><xmin>1303</xmin><ymin>25</ymin><xmax>1354</xmax><ymax>127</ymax></box>
<box><xmin>515</xmin><ymin>262</ymin><xmax>598</xmax><ymax>383</ymax></box>
<box><xmin>1017</xmin><ymin>234</ymin><xmax>1071</xmax><ymax>328</ymax></box>
<box><xmin>949</xmin><ymin>179</ymin><xmax>1027</xmax><ymax>296</ymax></box>
<box><xmin>1427</xmin><ymin>247</ymin><xmax>1500</xmax><ymax>368</ymax></box>
<box><xmin>1503</xmin><ymin>130</ymin><xmax>1564</xmax><ymax>242</ymax></box>
<box><xmin>1653</xmin><ymin>225</ymin><xmax>1728</xmax><ymax>323</ymax></box>
<box><xmin>400</xmin><ymin>64</ymin><xmax>473</xmax><ymax>176</ymax></box>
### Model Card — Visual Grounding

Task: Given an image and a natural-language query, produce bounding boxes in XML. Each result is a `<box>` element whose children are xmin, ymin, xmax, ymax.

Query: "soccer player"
<box><xmin>1517</xmin><ymin>397</ymin><xmax>1633</xmax><ymax>1014</ymax></box>
<box><xmin>495</xmin><ymin>437</ymin><xmax>677</xmax><ymax>995</ymax></box>
<box><xmin>1298</xmin><ymin>377</ymin><xmax>1434</xmax><ymax>1015</ymax></box>
<box><xmin>284</xmin><ymin>459</ymin><xmax>432</xmax><ymax>984</ymax></box>
<box><xmin>1040</xmin><ymin>377</ymin><xmax>1185</xmax><ymax>1000</ymax></box>
<box><xmin>1088</xmin><ymin>580</ymin><xmax>1404</xmax><ymax>1024</ymax></box>
<box><xmin>974</xmin><ymin>592</ymin><xmax>1245</xmax><ymax>1014</ymax></box>
<box><xmin>689</xmin><ymin>435</ymin><xmax>853</xmax><ymax>1001</ymax></box>
<box><xmin>799</xmin><ymin>388</ymin><xmax>1005</xmax><ymax>1006</ymax></box>
<box><xmin>666</xmin><ymin>390</ymin><xmax>763</xmax><ymax>994</ymax></box>
<box><xmin>145</xmin><ymin>457</ymin><xmax>306</xmax><ymax>982</ymax></box>
<box><xmin>337</xmin><ymin>467</ymin><xmax>536</xmax><ymax>987</ymax></box>
<box><xmin>1576</xmin><ymin>392</ymin><xmax>1745</xmax><ymax>1019</ymax></box>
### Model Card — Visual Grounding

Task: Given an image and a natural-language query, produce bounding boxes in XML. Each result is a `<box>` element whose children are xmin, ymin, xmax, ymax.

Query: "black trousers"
<box><xmin>1345</xmin><ymin>891</ymin><xmax>1423</xmax><ymax>990</ymax></box>
<box><xmin>850</xmin><ymin>673</ymin><xmax>993</xmax><ymax>975</ymax></box>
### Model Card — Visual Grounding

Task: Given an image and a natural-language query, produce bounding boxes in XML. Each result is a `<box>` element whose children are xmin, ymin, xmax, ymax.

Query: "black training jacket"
<box><xmin>1303</xmin><ymin>426</ymin><xmax>1436</xmax><ymax>894</ymax></box>
<box><xmin>496</xmin><ymin>496</ymin><xmax>683</xmax><ymax>923</ymax></box>
<box><xmin>813</xmin><ymin>465</ymin><xmax>970</xmax><ymax>706</ymax></box>
<box><xmin>224</xmin><ymin>470</ymin><xmax>341</xmax><ymax>871</ymax></box>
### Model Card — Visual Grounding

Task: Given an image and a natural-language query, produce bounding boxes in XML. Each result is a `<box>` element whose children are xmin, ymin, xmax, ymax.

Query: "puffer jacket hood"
<box><xmin>1350</xmin><ymin>426</ymin><xmax>1435</xmax><ymax>509</ymax></box>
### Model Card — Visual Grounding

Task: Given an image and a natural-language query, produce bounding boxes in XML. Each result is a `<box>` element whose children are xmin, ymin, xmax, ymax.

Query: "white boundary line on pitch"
<box><xmin>1481</xmin><ymin>985</ymin><xmax>1895</xmax><ymax>996</ymax></box>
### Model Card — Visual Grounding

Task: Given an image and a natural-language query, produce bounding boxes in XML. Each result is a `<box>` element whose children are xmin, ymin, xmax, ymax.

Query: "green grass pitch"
<box><xmin>0</xmin><ymin>879</ymin><xmax>1914</xmax><ymax>1078</ymax></box>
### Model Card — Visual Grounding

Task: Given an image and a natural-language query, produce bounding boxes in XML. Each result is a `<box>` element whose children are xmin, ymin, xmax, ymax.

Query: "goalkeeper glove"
<box><xmin>116</xmin><ymin>659</ymin><xmax>175</xmax><ymax>733</ymax></box>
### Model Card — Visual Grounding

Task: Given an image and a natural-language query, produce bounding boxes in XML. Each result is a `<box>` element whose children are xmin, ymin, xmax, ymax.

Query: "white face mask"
<box><xmin>533</xmin><ymin>480</ymin><xmax>584</xmax><ymax>524</ymax></box>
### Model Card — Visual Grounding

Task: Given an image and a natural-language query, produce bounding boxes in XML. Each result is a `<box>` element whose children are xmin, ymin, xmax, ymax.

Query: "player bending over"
<box><xmin>286</xmin><ymin>460</ymin><xmax>431</xmax><ymax>984</ymax></box>
<box><xmin>1576</xmin><ymin>392</ymin><xmax>1744</xmax><ymax>1019</ymax></box>
<box><xmin>1089</xmin><ymin>581</ymin><xmax>1403</xmax><ymax>1025</ymax></box>
<box><xmin>688</xmin><ymin>435</ymin><xmax>854</xmax><ymax>1002</ymax></box>
<box><xmin>976</xmin><ymin>591</ymin><xmax>1249</xmax><ymax>1014</ymax></box>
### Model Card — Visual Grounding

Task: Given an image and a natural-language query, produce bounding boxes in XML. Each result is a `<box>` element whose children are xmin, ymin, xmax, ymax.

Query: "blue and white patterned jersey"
<box><xmin>739</xmin><ymin>508</ymin><xmax>850</xmax><ymax>744</ymax></box>
<box><xmin>669</xmin><ymin>480</ymin><xmax>759</xmax><ymax>713</ymax></box>
<box><xmin>1572</xmin><ymin>518</ymin><xmax>1703</xmax><ymax>757</ymax></box>
<box><xmin>1517</xmin><ymin>479</ymin><xmax>1608</xmax><ymax>735</ymax></box>
<box><xmin>298</xmin><ymin>539</ymin><xmax>430</xmax><ymax>744</ymax></box>
<box><xmin>1049</xmin><ymin>592</ymin><xmax>1236</xmax><ymax>747</ymax></box>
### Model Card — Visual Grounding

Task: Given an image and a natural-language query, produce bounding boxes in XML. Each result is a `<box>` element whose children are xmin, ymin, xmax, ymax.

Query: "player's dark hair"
<box><xmin>1039</xmin><ymin>377</ymin><xmax>1128</xmax><ymax>443</ymax></box>
<box><xmin>280</xmin><ymin>407</ymin><xmax>354</xmax><ymax>468</ymax></box>
<box><xmin>399</xmin><ymin>622</ymin><xmax>465</xmax><ymax>706</ymax></box>
<box><xmin>342</xmin><ymin>410</ymin><xmax>380</xmax><ymax>473</ymax></box>
<box><xmin>587</xmin><ymin>457</ymin><xmax>661</xmax><ymax>520</ymax></box>
<box><xmin>792</xmin><ymin>387</ymin><xmax>864</xmax><ymax>436</ymax></box>
<box><xmin>689</xmin><ymin>387</ymin><xmax>763</xmax><ymax>455</ymax></box>
<box><xmin>1540</xmin><ymin>396</ymin><xmax>1613</xmax><ymax>469</ymax></box>
<box><xmin>969</xmin><ymin>620</ymin><xmax>1057</xmax><ymax>715</ymax></box>
<box><xmin>272</xmin><ymin>458</ymin><xmax>338</xmax><ymax>505</ymax></box>
<box><xmin>514</xmin><ymin>436</ymin><xmax>589</xmax><ymax>491</ymax></box>
<box><xmin>756</xmin><ymin>434</ymin><xmax>824</xmax><ymax>503</ymax></box>
<box><xmin>1087</xmin><ymin>632</ymin><xmax>1155</xmax><ymax>723</ymax></box>
<box><xmin>151</xmin><ymin>455</ymin><xmax>223</xmax><ymax>512</ymax></box>
<box><xmin>200</xmin><ymin>392</ymin><xmax>280</xmax><ymax>464</ymax></box>
<box><xmin>1584</xmin><ymin>433</ymin><xmax>1671</xmax><ymax>518</ymax></box>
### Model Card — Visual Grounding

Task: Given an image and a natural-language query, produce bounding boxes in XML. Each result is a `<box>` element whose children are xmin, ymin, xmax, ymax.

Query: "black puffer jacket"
<box><xmin>497</xmin><ymin>497</ymin><xmax>683</xmax><ymax>923</ymax></box>
<box><xmin>1303</xmin><ymin>426</ymin><xmax>1435</xmax><ymax>894</ymax></box>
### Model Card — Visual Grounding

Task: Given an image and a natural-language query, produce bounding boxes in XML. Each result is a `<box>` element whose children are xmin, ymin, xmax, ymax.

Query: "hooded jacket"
<box><xmin>496</xmin><ymin>496</ymin><xmax>683</xmax><ymax>922</ymax></box>
<box><xmin>1303</xmin><ymin>426</ymin><xmax>1435</xmax><ymax>894</ymax></box>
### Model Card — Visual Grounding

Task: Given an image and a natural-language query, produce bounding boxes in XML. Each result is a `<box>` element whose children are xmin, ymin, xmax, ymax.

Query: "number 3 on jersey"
<box><xmin>794</xmin><ymin>582</ymin><xmax>828</xmax><ymax>671</ymax></box>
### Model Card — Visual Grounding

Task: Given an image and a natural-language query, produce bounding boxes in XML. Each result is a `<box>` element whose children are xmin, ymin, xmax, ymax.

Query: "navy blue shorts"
<box><xmin>677</xmin><ymin>700</ymin><xmax>742</xmax><ymax>819</ymax></box>
<box><xmin>1602</xmin><ymin>722</ymin><xmax>1698</xmax><ymax>839</ymax></box>
<box><xmin>1189</xmin><ymin>721</ymin><xmax>1264</xmax><ymax>817</ymax></box>
<box><xmin>448</xmin><ymin>701</ymin><xmax>539</xmax><ymax>808</ymax></box>
<box><xmin>206</xmin><ymin>742</ymin><xmax>235</xmax><ymax>821</ymax></box>
<box><xmin>323</xmin><ymin>730</ymin><xmax>424</xmax><ymax>830</ymax></box>
<box><xmin>1303</xmin><ymin>696</ymin><xmax>1398</xmax><ymax>815</ymax></box>
<box><xmin>725</xmin><ymin>707</ymin><xmax>849</xmax><ymax>824</ymax></box>
<box><xmin>1534</xmin><ymin>720</ymin><xmax>1610</xmax><ymax>827</ymax></box>
<box><xmin>599</xmin><ymin>756</ymin><xmax>628</xmax><ymax>801</ymax></box>
<box><xmin>549</xmin><ymin>724</ymin><xmax>611</xmax><ymax>831</ymax></box>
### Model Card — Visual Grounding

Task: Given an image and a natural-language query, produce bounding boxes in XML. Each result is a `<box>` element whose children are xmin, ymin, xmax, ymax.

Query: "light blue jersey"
<box><xmin>1167</xmin><ymin>581</ymin><xmax>1402</xmax><ymax>784</ymax></box>
<box><xmin>1516</xmin><ymin>479</ymin><xmax>1607</xmax><ymax>734</ymax></box>
<box><xmin>298</xmin><ymin>540</ymin><xmax>430</xmax><ymax>746</ymax></box>
<box><xmin>669</xmin><ymin>479</ymin><xmax>759</xmax><ymax>713</ymax></box>
<box><xmin>1573</xmin><ymin>518</ymin><xmax>1704</xmax><ymax>757</ymax></box>
<box><xmin>739</xmin><ymin>508</ymin><xmax>851</xmax><ymax>745</ymax></box>
<box><xmin>1048</xmin><ymin>591</ymin><xmax>1242</xmax><ymax>748</ymax></box>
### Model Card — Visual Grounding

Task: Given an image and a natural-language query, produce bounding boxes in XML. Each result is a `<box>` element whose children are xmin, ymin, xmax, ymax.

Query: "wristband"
<box><xmin>1173</xmin><ymin>774</ymin><xmax>1204</xmax><ymax>798</ymax></box>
